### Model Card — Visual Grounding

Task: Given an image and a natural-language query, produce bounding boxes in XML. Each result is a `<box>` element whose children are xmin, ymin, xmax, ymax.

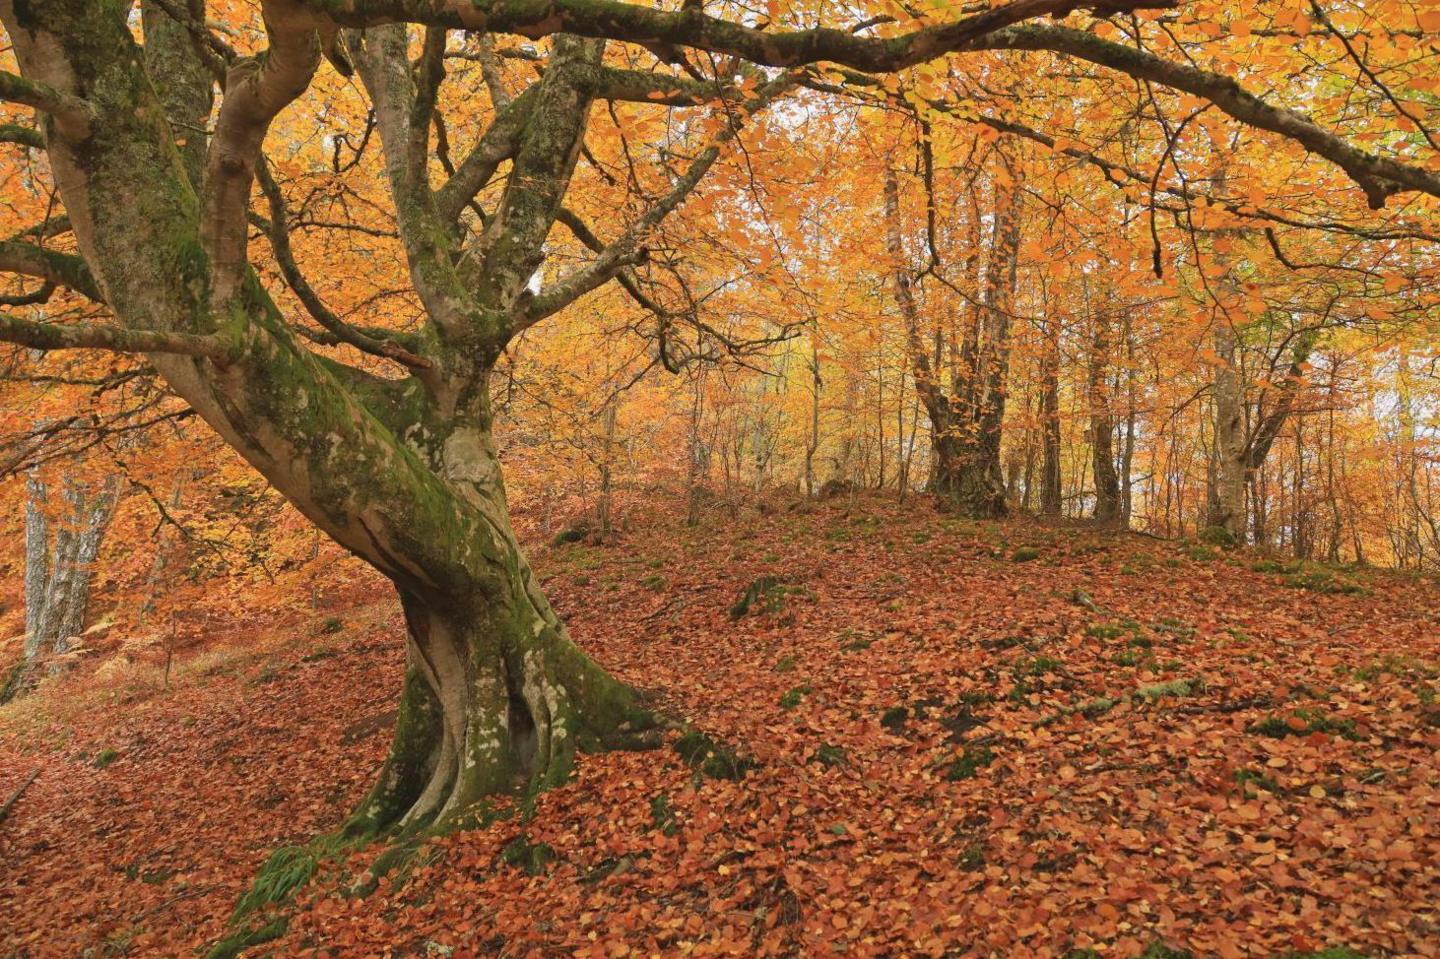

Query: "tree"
<box><xmin>2</xmin><ymin>469</ymin><xmax>120</xmax><ymax>702</ymax></box>
<box><xmin>3</xmin><ymin>0</ymin><xmax>1440</xmax><ymax>841</ymax></box>
<box><xmin>1087</xmin><ymin>297</ymin><xmax>1123</xmax><ymax>524</ymax></box>
<box><xmin>884</xmin><ymin>146</ymin><xmax>1023</xmax><ymax>517</ymax></box>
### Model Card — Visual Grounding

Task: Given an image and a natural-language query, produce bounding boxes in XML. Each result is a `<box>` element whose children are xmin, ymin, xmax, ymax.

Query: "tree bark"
<box><xmin>1207</xmin><ymin>315</ymin><xmax>1248</xmax><ymax>539</ymax></box>
<box><xmin>1088</xmin><ymin>307</ymin><xmax>1121</xmax><ymax>524</ymax></box>
<box><xmin>883</xmin><ymin>160</ymin><xmax>1017</xmax><ymax>519</ymax></box>
<box><xmin>5</xmin><ymin>471</ymin><xmax>120</xmax><ymax>702</ymax></box>
<box><xmin>346</xmin><ymin>417</ymin><xmax>657</xmax><ymax>834</ymax></box>
<box><xmin>1039</xmin><ymin>316</ymin><xmax>1062</xmax><ymax>516</ymax></box>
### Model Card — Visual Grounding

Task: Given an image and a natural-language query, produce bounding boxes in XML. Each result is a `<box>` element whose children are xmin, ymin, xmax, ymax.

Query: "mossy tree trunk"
<box><xmin>0</xmin><ymin>0</ymin><xmax>764</xmax><ymax>831</ymax></box>
<box><xmin>343</xmin><ymin>405</ymin><xmax>658</xmax><ymax>834</ymax></box>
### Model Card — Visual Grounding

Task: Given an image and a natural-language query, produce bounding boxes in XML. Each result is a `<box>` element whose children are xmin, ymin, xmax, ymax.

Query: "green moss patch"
<box><xmin>941</xmin><ymin>744</ymin><xmax>995</xmax><ymax>781</ymax></box>
<box><xmin>498</xmin><ymin>834</ymin><xmax>556</xmax><ymax>876</ymax></box>
<box><xmin>779</xmin><ymin>685</ymin><xmax>810</xmax><ymax>710</ymax></box>
<box><xmin>674</xmin><ymin>729</ymin><xmax>754</xmax><ymax>781</ymax></box>
<box><xmin>1249</xmin><ymin>708</ymin><xmax>1359</xmax><ymax>740</ymax></box>
<box><xmin>729</xmin><ymin>575</ymin><xmax>788</xmax><ymax>618</ymax></box>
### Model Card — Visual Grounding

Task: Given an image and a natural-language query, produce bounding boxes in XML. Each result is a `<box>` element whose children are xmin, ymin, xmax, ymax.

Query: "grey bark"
<box><xmin>6</xmin><ymin>471</ymin><xmax>120</xmax><ymax>702</ymax></box>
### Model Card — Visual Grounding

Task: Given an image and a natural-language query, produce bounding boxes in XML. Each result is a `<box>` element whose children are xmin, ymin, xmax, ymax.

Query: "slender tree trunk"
<box><xmin>805</xmin><ymin>322</ymin><xmax>820</xmax><ymax>497</ymax></box>
<box><xmin>1088</xmin><ymin>309</ymin><xmax>1121</xmax><ymax>524</ymax></box>
<box><xmin>1120</xmin><ymin>312</ymin><xmax>1137</xmax><ymax>526</ymax></box>
<box><xmin>22</xmin><ymin>474</ymin><xmax>50</xmax><ymax>661</ymax></box>
<box><xmin>1208</xmin><ymin>316</ymin><xmax>1247</xmax><ymax>539</ymax></box>
<box><xmin>686</xmin><ymin>372</ymin><xmax>707</xmax><ymax>526</ymax></box>
<box><xmin>597</xmin><ymin>399</ymin><xmax>617</xmax><ymax>538</ymax></box>
<box><xmin>1040</xmin><ymin>317</ymin><xmax>1062</xmax><ymax>516</ymax></box>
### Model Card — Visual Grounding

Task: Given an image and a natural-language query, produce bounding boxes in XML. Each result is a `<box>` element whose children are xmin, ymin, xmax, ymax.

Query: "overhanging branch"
<box><xmin>0</xmin><ymin>312</ymin><xmax>234</xmax><ymax>361</ymax></box>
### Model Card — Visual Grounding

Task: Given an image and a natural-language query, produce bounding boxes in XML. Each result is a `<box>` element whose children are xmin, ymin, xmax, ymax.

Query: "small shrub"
<box><xmin>674</xmin><ymin>729</ymin><xmax>754</xmax><ymax>780</ymax></box>
<box><xmin>551</xmin><ymin>524</ymin><xmax>589</xmax><ymax>546</ymax></box>
<box><xmin>1011</xmin><ymin>546</ymin><xmax>1042</xmax><ymax>563</ymax></box>
<box><xmin>729</xmin><ymin>575</ymin><xmax>787</xmax><ymax>618</ymax></box>
<box><xmin>1236</xmin><ymin>768</ymin><xmax>1280</xmax><ymax>796</ymax></box>
<box><xmin>649</xmin><ymin>794</ymin><xmax>678</xmax><ymax>836</ymax></box>
<box><xmin>92</xmin><ymin>748</ymin><xmax>119</xmax><ymax>769</ymax></box>
<box><xmin>773</xmin><ymin>655</ymin><xmax>797</xmax><ymax>673</ymax></box>
<box><xmin>319</xmin><ymin>616</ymin><xmax>344</xmax><ymax>634</ymax></box>
<box><xmin>1016</xmin><ymin>655</ymin><xmax>1063</xmax><ymax>677</ymax></box>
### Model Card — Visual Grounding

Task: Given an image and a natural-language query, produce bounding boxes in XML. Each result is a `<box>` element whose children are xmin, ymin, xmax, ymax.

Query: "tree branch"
<box><xmin>202</xmin><ymin>0</ymin><xmax>349</xmax><ymax>303</ymax></box>
<box><xmin>0</xmin><ymin>70</ymin><xmax>94</xmax><ymax>129</ymax></box>
<box><xmin>256</xmin><ymin>159</ymin><xmax>430</xmax><ymax>368</ymax></box>
<box><xmin>0</xmin><ymin>240</ymin><xmax>104</xmax><ymax>302</ymax></box>
<box><xmin>519</xmin><ymin>72</ymin><xmax>798</xmax><ymax>329</ymax></box>
<box><xmin>978</xmin><ymin>23</ymin><xmax>1440</xmax><ymax>208</ymax></box>
<box><xmin>304</xmin><ymin>0</ymin><xmax>1168</xmax><ymax>71</ymax></box>
<box><xmin>433</xmin><ymin>81</ymin><xmax>539</xmax><ymax>223</ymax></box>
<box><xmin>0</xmin><ymin>312</ymin><xmax>234</xmax><ymax>360</ymax></box>
<box><xmin>0</xmin><ymin>123</ymin><xmax>44</xmax><ymax>148</ymax></box>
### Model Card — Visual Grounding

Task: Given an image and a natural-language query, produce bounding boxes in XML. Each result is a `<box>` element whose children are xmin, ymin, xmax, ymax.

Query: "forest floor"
<box><xmin>1</xmin><ymin>495</ymin><xmax>1438</xmax><ymax>959</ymax></box>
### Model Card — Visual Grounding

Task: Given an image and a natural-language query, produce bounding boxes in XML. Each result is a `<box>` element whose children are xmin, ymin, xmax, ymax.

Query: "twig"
<box><xmin>0</xmin><ymin>768</ymin><xmax>39</xmax><ymax>826</ymax></box>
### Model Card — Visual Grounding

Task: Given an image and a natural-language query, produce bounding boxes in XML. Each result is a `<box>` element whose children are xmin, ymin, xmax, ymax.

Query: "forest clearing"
<box><xmin>2</xmin><ymin>0</ymin><xmax>1440</xmax><ymax>955</ymax></box>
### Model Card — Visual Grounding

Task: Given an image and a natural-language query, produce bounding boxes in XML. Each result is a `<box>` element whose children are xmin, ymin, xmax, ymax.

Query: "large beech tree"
<box><xmin>3</xmin><ymin>0</ymin><xmax>1440</xmax><ymax>839</ymax></box>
